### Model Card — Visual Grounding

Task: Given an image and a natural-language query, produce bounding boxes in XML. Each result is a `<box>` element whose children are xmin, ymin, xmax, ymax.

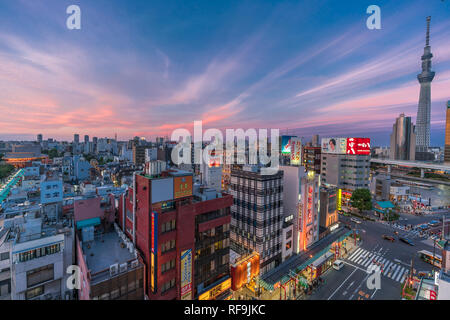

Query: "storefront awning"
<box><xmin>311</xmin><ymin>252</ymin><xmax>334</xmax><ymax>268</ymax></box>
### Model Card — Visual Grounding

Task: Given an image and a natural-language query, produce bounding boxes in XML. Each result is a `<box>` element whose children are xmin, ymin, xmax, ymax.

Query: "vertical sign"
<box><xmin>290</xmin><ymin>138</ymin><xmax>302</xmax><ymax>165</ymax></box>
<box><xmin>181</xmin><ymin>249</ymin><xmax>193</xmax><ymax>300</ymax></box>
<box><xmin>151</xmin><ymin>211</ymin><xmax>158</xmax><ymax>293</ymax></box>
<box><xmin>307</xmin><ymin>186</ymin><xmax>313</xmax><ymax>224</ymax></box>
<box><xmin>337</xmin><ymin>189</ymin><xmax>342</xmax><ymax>211</ymax></box>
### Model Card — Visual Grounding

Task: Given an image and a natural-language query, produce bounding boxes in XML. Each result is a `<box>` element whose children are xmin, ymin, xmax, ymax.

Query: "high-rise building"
<box><xmin>230</xmin><ymin>166</ymin><xmax>284</xmax><ymax>275</ymax></box>
<box><xmin>37</xmin><ymin>134</ymin><xmax>43</xmax><ymax>143</ymax></box>
<box><xmin>118</xmin><ymin>168</ymin><xmax>233</xmax><ymax>300</ymax></box>
<box><xmin>74</xmin><ymin>134</ymin><xmax>80</xmax><ymax>144</ymax></box>
<box><xmin>303</xmin><ymin>146</ymin><xmax>321</xmax><ymax>174</ymax></box>
<box><xmin>312</xmin><ymin>134</ymin><xmax>320</xmax><ymax>147</ymax></box>
<box><xmin>320</xmin><ymin>138</ymin><xmax>371</xmax><ymax>205</ymax></box>
<box><xmin>84</xmin><ymin>135</ymin><xmax>89</xmax><ymax>143</ymax></box>
<box><xmin>389</xmin><ymin>113</ymin><xmax>416</xmax><ymax>160</ymax></box>
<box><xmin>445</xmin><ymin>101</ymin><xmax>450</xmax><ymax>163</ymax></box>
<box><xmin>132</xmin><ymin>145</ymin><xmax>146</xmax><ymax>166</ymax></box>
<box><xmin>416</xmin><ymin>16</ymin><xmax>435</xmax><ymax>159</ymax></box>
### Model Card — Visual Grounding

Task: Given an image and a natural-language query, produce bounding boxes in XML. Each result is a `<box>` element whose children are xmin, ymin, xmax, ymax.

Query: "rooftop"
<box><xmin>82</xmin><ymin>231</ymin><xmax>137</xmax><ymax>280</ymax></box>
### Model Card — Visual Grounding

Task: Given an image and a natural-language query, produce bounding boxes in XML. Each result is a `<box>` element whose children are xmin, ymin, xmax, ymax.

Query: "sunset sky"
<box><xmin>0</xmin><ymin>0</ymin><xmax>449</xmax><ymax>146</ymax></box>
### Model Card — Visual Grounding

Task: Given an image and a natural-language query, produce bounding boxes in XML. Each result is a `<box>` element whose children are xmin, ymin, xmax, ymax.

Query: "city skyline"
<box><xmin>0</xmin><ymin>1</ymin><xmax>450</xmax><ymax>146</ymax></box>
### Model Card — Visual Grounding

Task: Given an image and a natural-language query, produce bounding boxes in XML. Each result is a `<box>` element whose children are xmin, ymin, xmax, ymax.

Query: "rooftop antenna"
<box><xmin>426</xmin><ymin>16</ymin><xmax>431</xmax><ymax>46</ymax></box>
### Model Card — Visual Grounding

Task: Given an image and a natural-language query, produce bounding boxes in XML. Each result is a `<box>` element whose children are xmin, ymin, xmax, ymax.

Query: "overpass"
<box><xmin>370</xmin><ymin>158</ymin><xmax>450</xmax><ymax>178</ymax></box>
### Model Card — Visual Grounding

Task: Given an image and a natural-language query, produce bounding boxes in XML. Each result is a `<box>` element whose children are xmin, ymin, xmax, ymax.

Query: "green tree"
<box><xmin>350</xmin><ymin>188</ymin><xmax>372</xmax><ymax>213</ymax></box>
<box><xmin>0</xmin><ymin>164</ymin><xmax>15</xmax><ymax>180</ymax></box>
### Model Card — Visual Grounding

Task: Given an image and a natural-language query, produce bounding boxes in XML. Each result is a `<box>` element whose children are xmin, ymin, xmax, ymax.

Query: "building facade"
<box><xmin>118</xmin><ymin>168</ymin><xmax>233</xmax><ymax>300</ymax></box>
<box><xmin>390</xmin><ymin>113</ymin><xmax>416</xmax><ymax>160</ymax></box>
<box><xmin>230</xmin><ymin>166</ymin><xmax>283</xmax><ymax>275</ymax></box>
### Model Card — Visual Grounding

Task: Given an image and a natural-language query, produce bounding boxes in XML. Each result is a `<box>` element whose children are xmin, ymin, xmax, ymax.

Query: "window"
<box><xmin>161</xmin><ymin>239</ymin><xmax>176</xmax><ymax>253</ymax></box>
<box><xmin>25</xmin><ymin>286</ymin><xmax>44</xmax><ymax>300</ymax></box>
<box><xmin>286</xmin><ymin>230</ymin><xmax>292</xmax><ymax>240</ymax></box>
<box><xmin>126</xmin><ymin>209</ymin><xmax>133</xmax><ymax>221</ymax></box>
<box><xmin>110</xmin><ymin>288</ymin><xmax>120</xmax><ymax>299</ymax></box>
<box><xmin>17</xmin><ymin>243</ymin><xmax>62</xmax><ymax>263</ymax></box>
<box><xmin>161</xmin><ymin>278</ymin><xmax>175</xmax><ymax>294</ymax></box>
<box><xmin>161</xmin><ymin>220</ymin><xmax>176</xmax><ymax>233</ymax></box>
<box><xmin>27</xmin><ymin>264</ymin><xmax>54</xmax><ymax>288</ymax></box>
<box><xmin>0</xmin><ymin>252</ymin><xmax>9</xmax><ymax>261</ymax></box>
<box><xmin>161</xmin><ymin>259</ymin><xmax>176</xmax><ymax>273</ymax></box>
<box><xmin>286</xmin><ymin>241</ymin><xmax>292</xmax><ymax>250</ymax></box>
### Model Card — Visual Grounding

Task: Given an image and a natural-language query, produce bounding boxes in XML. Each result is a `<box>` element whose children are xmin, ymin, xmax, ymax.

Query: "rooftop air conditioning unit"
<box><xmin>131</xmin><ymin>259</ymin><xmax>139</xmax><ymax>269</ymax></box>
<box><xmin>119</xmin><ymin>262</ymin><xmax>128</xmax><ymax>273</ymax></box>
<box><xmin>109</xmin><ymin>263</ymin><xmax>119</xmax><ymax>276</ymax></box>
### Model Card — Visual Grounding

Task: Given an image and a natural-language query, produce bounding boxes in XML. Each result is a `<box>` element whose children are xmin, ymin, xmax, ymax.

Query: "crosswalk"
<box><xmin>383</xmin><ymin>223</ymin><xmax>428</xmax><ymax>239</ymax></box>
<box><xmin>346</xmin><ymin>247</ymin><xmax>409</xmax><ymax>284</ymax></box>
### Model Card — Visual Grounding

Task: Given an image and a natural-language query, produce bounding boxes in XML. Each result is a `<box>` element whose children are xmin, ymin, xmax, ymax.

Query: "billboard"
<box><xmin>173</xmin><ymin>175</ymin><xmax>193</xmax><ymax>199</ymax></box>
<box><xmin>346</xmin><ymin>138</ymin><xmax>371</xmax><ymax>155</ymax></box>
<box><xmin>151</xmin><ymin>178</ymin><xmax>174</xmax><ymax>203</ymax></box>
<box><xmin>321</xmin><ymin>138</ymin><xmax>347</xmax><ymax>154</ymax></box>
<box><xmin>180</xmin><ymin>249</ymin><xmax>193</xmax><ymax>300</ymax></box>
<box><xmin>290</xmin><ymin>137</ymin><xmax>302</xmax><ymax>165</ymax></box>
<box><xmin>199</xmin><ymin>278</ymin><xmax>231</xmax><ymax>300</ymax></box>
<box><xmin>281</xmin><ymin>135</ymin><xmax>296</xmax><ymax>155</ymax></box>
<box><xmin>151</xmin><ymin>211</ymin><xmax>158</xmax><ymax>293</ymax></box>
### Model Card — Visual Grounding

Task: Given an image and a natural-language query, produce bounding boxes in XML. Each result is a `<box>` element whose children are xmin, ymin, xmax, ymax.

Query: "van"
<box><xmin>333</xmin><ymin>260</ymin><xmax>344</xmax><ymax>270</ymax></box>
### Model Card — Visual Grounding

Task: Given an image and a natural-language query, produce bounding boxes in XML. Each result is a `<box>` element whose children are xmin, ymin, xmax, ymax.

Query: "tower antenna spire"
<box><xmin>426</xmin><ymin>16</ymin><xmax>431</xmax><ymax>46</ymax></box>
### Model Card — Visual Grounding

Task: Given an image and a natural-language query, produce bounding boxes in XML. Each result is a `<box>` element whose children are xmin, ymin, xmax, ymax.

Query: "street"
<box><xmin>306</xmin><ymin>212</ymin><xmax>446</xmax><ymax>300</ymax></box>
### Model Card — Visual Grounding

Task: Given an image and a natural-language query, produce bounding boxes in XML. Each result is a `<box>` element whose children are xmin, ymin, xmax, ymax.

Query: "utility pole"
<box><xmin>432</xmin><ymin>236</ymin><xmax>436</xmax><ymax>273</ymax></box>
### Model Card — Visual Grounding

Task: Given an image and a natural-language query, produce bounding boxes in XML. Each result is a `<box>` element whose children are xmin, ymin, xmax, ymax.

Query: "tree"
<box><xmin>350</xmin><ymin>188</ymin><xmax>372</xmax><ymax>213</ymax></box>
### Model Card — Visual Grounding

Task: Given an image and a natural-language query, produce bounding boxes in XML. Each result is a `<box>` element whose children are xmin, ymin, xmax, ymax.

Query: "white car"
<box><xmin>351</xmin><ymin>218</ymin><xmax>362</xmax><ymax>224</ymax></box>
<box><xmin>333</xmin><ymin>260</ymin><xmax>344</xmax><ymax>270</ymax></box>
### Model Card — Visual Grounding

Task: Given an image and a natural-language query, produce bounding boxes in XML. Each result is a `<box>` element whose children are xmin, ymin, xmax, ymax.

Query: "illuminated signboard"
<box><xmin>321</xmin><ymin>138</ymin><xmax>347</xmax><ymax>154</ymax></box>
<box><xmin>199</xmin><ymin>278</ymin><xmax>232</xmax><ymax>300</ymax></box>
<box><xmin>307</xmin><ymin>186</ymin><xmax>313</xmax><ymax>224</ymax></box>
<box><xmin>281</xmin><ymin>135</ymin><xmax>296</xmax><ymax>155</ymax></box>
<box><xmin>337</xmin><ymin>189</ymin><xmax>342</xmax><ymax>211</ymax></box>
<box><xmin>151</xmin><ymin>211</ymin><xmax>158</xmax><ymax>293</ymax></box>
<box><xmin>173</xmin><ymin>175</ymin><xmax>193</xmax><ymax>199</ymax></box>
<box><xmin>180</xmin><ymin>249</ymin><xmax>193</xmax><ymax>300</ymax></box>
<box><xmin>346</xmin><ymin>138</ymin><xmax>371</xmax><ymax>155</ymax></box>
<box><xmin>290</xmin><ymin>137</ymin><xmax>302</xmax><ymax>165</ymax></box>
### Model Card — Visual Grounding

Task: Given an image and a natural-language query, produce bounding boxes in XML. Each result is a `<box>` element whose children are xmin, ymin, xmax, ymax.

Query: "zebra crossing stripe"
<box><xmin>362</xmin><ymin>254</ymin><xmax>376</xmax><ymax>267</ymax></box>
<box><xmin>357</xmin><ymin>251</ymin><xmax>371</xmax><ymax>264</ymax></box>
<box><xmin>391</xmin><ymin>265</ymin><xmax>402</xmax><ymax>280</ymax></box>
<box><xmin>353</xmin><ymin>250</ymin><xmax>369</xmax><ymax>263</ymax></box>
<box><xmin>348</xmin><ymin>248</ymin><xmax>363</xmax><ymax>260</ymax></box>
<box><xmin>349</xmin><ymin>249</ymin><xmax>365</xmax><ymax>262</ymax></box>
<box><xmin>395</xmin><ymin>268</ymin><xmax>407</xmax><ymax>282</ymax></box>
<box><xmin>359</xmin><ymin>253</ymin><xmax>371</xmax><ymax>266</ymax></box>
<box><xmin>400</xmin><ymin>272</ymin><xmax>408</xmax><ymax>283</ymax></box>
<box><xmin>350</xmin><ymin>248</ymin><xmax>365</xmax><ymax>261</ymax></box>
<box><xmin>383</xmin><ymin>261</ymin><xmax>393</xmax><ymax>273</ymax></box>
<box><xmin>388</xmin><ymin>265</ymin><xmax>400</xmax><ymax>279</ymax></box>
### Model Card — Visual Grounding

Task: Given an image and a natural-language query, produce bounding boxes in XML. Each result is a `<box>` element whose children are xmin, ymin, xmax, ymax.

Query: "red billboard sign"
<box><xmin>346</xmin><ymin>138</ymin><xmax>371</xmax><ymax>155</ymax></box>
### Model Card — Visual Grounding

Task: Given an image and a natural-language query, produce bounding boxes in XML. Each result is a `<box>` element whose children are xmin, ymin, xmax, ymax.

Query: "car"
<box><xmin>399</xmin><ymin>237</ymin><xmax>415</xmax><ymax>246</ymax></box>
<box><xmin>333</xmin><ymin>260</ymin><xmax>344</xmax><ymax>270</ymax></box>
<box><xmin>351</xmin><ymin>218</ymin><xmax>362</xmax><ymax>224</ymax></box>
<box><xmin>382</xmin><ymin>235</ymin><xmax>395</xmax><ymax>242</ymax></box>
<box><xmin>428</xmin><ymin>220</ymin><xmax>440</xmax><ymax>227</ymax></box>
